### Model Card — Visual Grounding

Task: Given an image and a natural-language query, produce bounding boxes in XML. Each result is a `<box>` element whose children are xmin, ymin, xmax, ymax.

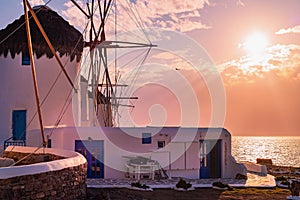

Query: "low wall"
<box><xmin>227</xmin><ymin>155</ymin><xmax>247</xmax><ymax>178</ymax></box>
<box><xmin>242</xmin><ymin>161</ymin><xmax>267</xmax><ymax>176</ymax></box>
<box><xmin>3</xmin><ymin>151</ymin><xmax>64</xmax><ymax>165</ymax></box>
<box><xmin>169</xmin><ymin>169</ymin><xmax>199</xmax><ymax>179</ymax></box>
<box><xmin>0</xmin><ymin>146</ymin><xmax>87</xmax><ymax>199</ymax></box>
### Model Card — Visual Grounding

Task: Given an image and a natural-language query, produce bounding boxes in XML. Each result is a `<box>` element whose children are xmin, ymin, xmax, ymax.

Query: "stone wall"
<box><xmin>0</xmin><ymin>162</ymin><xmax>87</xmax><ymax>200</ymax></box>
<box><xmin>3</xmin><ymin>151</ymin><xmax>64</xmax><ymax>165</ymax></box>
<box><xmin>0</xmin><ymin>147</ymin><xmax>87</xmax><ymax>200</ymax></box>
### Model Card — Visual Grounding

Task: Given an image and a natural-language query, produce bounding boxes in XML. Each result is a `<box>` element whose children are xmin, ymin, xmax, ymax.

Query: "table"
<box><xmin>126</xmin><ymin>162</ymin><xmax>159</xmax><ymax>180</ymax></box>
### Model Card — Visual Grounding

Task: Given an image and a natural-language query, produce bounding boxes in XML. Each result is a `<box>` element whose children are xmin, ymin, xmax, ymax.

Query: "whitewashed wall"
<box><xmin>0</xmin><ymin>54</ymin><xmax>79</xmax><ymax>145</ymax></box>
<box><xmin>26</xmin><ymin>126</ymin><xmax>246</xmax><ymax>179</ymax></box>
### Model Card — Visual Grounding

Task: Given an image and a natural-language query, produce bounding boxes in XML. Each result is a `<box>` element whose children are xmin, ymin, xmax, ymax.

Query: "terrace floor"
<box><xmin>87</xmin><ymin>172</ymin><xmax>276</xmax><ymax>189</ymax></box>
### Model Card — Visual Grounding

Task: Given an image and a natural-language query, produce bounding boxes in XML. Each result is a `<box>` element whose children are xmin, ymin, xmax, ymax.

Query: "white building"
<box><xmin>25</xmin><ymin>126</ymin><xmax>244</xmax><ymax>179</ymax></box>
<box><xmin>0</xmin><ymin>6</ymin><xmax>82</xmax><ymax>147</ymax></box>
<box><xmin>0</xmin><ymin>5</ymin><xmax>246</xmax><ymax>179</ymax></box>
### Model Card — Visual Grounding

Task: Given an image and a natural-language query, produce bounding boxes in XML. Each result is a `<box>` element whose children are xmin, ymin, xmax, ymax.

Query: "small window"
<box><xmin>142</xmin><ymin>133</ymin><xmax>152</xmax><ymax>144</ymax></box>
<box><xmin>157</xmin><ymin>141</ymin><xmax>165</xmax><ymax>148</ymax></box>
<box><xmin>22</xmin><ymin>52</ymin><xmax>30</xmax><ymax>65</ymax></box>
<box><xmin>47</xmin><ymin>139</ymin><xmax>52</xmax><ymax>148</ymax></box>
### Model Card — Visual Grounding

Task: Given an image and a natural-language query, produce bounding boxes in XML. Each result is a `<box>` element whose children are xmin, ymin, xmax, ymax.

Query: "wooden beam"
<box><xmin>108</xmin><ymin>97</ymin><xmax>138</xmax><ymax>100</ymax></box>
<box><xmin>23</xmin><ymin>0</ymin><xmax>46</xmax><ymax>147</ymax></box>
<box><xmin>84</xmin><ymin>40</ymin><xmax>156</xmax><ymax>48</ymax></box>
<box><xmin>25</xmin><ymin>0</ymin><xmax>76</xmax><ymax>90</ymax></box>
<box><xmin>70</xmin><ymin>0</ymin><xmax>90</xmax><ymax>18</ymax></box>
<box><xmin>88</xmin><ymin>83</ymin><xmax>128</xmax><ymax>87</ymax></box>
<box><xmin>111</xmin><ymin>104</ymin><xmax>135</xmax><ymax>108</ymax></box>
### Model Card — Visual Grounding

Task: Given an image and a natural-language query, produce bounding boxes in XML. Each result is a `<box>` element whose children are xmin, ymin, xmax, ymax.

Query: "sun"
<box><xmin>242</xmin><ymin>32</ymin><xmax>269</xmax><ymax>54</ymax></box>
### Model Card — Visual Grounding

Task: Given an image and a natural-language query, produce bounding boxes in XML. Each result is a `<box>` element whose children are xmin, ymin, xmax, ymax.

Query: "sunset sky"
<box><xmin>1</xmin><ymin>0</ymin><xmax>300</xmax><ymax>136</ymax></box>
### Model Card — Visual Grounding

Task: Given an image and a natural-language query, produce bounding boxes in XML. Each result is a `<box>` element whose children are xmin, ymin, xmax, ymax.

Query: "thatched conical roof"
<box><xmin>0</xmin><ymin>5</ymin><xmax>83</xmax><ymax>62</ymax></box>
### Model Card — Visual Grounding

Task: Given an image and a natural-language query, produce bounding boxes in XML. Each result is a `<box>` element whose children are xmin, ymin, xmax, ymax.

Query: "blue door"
<box><xmin>75</xmin><ymin>140</ymin><xmax>104</xmax><ymax>178</ymax></box>
<box><xmin>12</xmin><ymin>110</ymin><xmax>27</xmax><ymax>140</ymax></box>
<box><xmin>200</xmin><ymin>140</ymin><xmax>221</xmax><ymax>178</ymax></box>
<box><xmin>199</xmin><ymin>140</ymin><xmax>210</xmax><ymax>178</ymax></box>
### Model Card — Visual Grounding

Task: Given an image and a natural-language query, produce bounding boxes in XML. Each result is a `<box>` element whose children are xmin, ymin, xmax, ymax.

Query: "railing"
<box><xmin>3</xmin><ymin>137</ymin><xmax>26</xmax><ymax>150</ymax></box>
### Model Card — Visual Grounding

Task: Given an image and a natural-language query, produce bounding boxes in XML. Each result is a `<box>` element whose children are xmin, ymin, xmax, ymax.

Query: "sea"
<box><xmin>232</xmin><ymin>136</ymin><xmax>300</xmax><ymax>167</ymax></box>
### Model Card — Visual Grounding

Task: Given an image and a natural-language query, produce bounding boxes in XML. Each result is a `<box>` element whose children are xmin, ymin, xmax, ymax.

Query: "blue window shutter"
<box><xmin>22</xmin><ymin>52</ymin><xmax>30</xmax><ymax>65</ymax></box>
<box><xmin>142</xmin><ymin>133</ymin><xmax>152</xmax><ymax>144</ymax></box>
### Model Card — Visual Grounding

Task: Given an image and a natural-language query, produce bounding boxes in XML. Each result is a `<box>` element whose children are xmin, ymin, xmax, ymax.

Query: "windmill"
<box><xmin>72</xmin><ymin>0</ymin><xmax>156</xmax><ymax>127</ymax></box>
<box><xmin>19</xmin><ymin>0</ymin><xmax>154</xmax><ymax>147</ymax></box>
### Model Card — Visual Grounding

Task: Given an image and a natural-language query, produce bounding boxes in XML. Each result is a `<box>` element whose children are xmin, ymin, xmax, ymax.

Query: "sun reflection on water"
<box><xmin>232</xmin><ymin>136</ymin><xmax>300</xmax><ymax>167</ymax></box>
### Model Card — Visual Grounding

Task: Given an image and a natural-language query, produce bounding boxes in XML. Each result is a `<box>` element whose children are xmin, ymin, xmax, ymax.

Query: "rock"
<box><xmin>235</xmin><ymin>173</ymin><xmax>248</xmax><ymax>180</ymax></box>
<box><xmin>290</xmin><ymin>180</ymin><xmax>300</xmax><ymax>197</ymax></box>
<box><xmin>256</xmin><ymin>158</ymin><xmax>273</xmax><ymax>166</ymax></box>
<box><xmin>42</xmin><ymin>183</ymin><xmax>48</xmax><ymax>190</ymax></box>
<box><xmin>0</xmin><ymin>157</ymin><xmax>15</xmax><ymax>167</ymax></box>
<box><xmin>34</xmin><ymin>155</ymin><xmax>47</xmax><ymax>163</ymax></box>
<box><xmin>36</xmin><ymin>192</ymin><xmax>45</xmax><ymax>199</ymax></box>
<box><xmin>12</xmin><ymin>185</ymin><xmax>21</xmax><ymax>190</ymax></box>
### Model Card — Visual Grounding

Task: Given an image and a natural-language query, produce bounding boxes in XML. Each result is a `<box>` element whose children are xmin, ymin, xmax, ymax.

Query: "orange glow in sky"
<box><xmin>1</xmin><ymin>0</ymin><xmax>300</xmax><ymax>136</ymax></box>
<box><xmin>117</xmin><ymin>0</ymin><xmax>300</xmax><ymax>136</ymax></box>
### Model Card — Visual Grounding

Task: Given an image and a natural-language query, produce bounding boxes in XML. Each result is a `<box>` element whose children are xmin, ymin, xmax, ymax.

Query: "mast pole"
<box><xmin>88</xmin><ymin>0</ymin><xmax>99</xmax><ymax>125</ymax></box>
<box><xmin>25</xmin><ymin>0</ymin><xmax>76</xmax><ymax>91</ymax></box>
<box><xmin>23</xmin><ymin>0</ymin><xmax>47</xmax><ymax>147</ymax></box>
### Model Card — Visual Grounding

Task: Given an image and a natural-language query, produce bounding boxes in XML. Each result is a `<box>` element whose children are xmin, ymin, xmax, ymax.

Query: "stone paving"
<box><xmin>87</xmin><ymin>173</ymin><xmax>276</xmax><ymax>189</ymax></box>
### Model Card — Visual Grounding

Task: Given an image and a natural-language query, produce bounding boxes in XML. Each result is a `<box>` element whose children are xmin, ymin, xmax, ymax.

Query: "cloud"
<box><xmin>120</xmin><ymin>0</ymin><xmax>211</xmax><ymax>32</ymax></box>
<box><xmin>61</xmin><ymin>1</ymin><xmax>86</xmax><ymax>32</ymax></box>
<box><xmin>21</xmin><ymin>0</ymin><xmax>45</xmax><ymax>7</ymax></box>
<box><xmin>132</xmin><ymin>0</ymin><xmax>209</xmax><ymax>16</ymax></box>
<box><xmin>61</xmin><ymin>0</ymin><xmax>211</xmax><ymax>35</ymax></box>
<box><xmin>236</xmin><ymin>0</ymin><xmax>245</xmax><ymax>7</ymax></box>
<box><xmin>29</xmin><ymin>0</ymin><xmax>45</xmax><ymax>6</ymax></box>
<box><xmin>276</xmin><ymin>25</ymin><xmax>300</xmax><ymax>35</ymax></box>
<box><xmin>219</xmin><ymin>44</ymin><xmax>300</xmax><ymax>85</ymax></box>
<box><xmin>155</xmin><ymin>15</ymin><xmax>210</xmax><ymax>32</ymax></box>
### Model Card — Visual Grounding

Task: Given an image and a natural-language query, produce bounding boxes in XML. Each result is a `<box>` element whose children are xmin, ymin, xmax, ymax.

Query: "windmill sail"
<box><xmin>75</xmin><ymin>0</ymin><xmax>155</xmax><ymax>127</ymax></box>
